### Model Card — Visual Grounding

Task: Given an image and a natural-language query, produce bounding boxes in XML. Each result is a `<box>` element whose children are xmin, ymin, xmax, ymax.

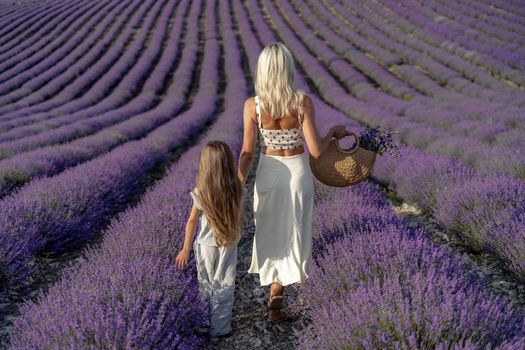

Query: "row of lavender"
<box><xmin>293</xmin><ymin>179</ymin><xmax>524</xmax><ymax>349</ymax></box>
<box><xmin>0</xmin><ymin>0</ymin><xmax>211</xmax><ymax>306</ymax></box>
<box><xmin>7</xmin><ymin>0</ymin><xmax>247</xmax><ymax>347</ymax></box>
<box><xmin>0</xmin><ymin>0</ymin><xmax>191</xmax><ymax>196</ymax></box>
<box><xmin>0</xmin><ymin>0</ymin><xmax>183</xmax><ymax>176</ymax></box>
<box><xmin>0</xmin><ymin>0</ymin><xmax>143</xmax><ymax>129</ymax></box>
<box><xmin>477</xmin><ymin>0</ymin><xmax>525</xmax><ymax>19</ymax></box>
<box><xmin>0</xmin><ymin>0</ymin><xmax>55</xmax><ymax>25</ymax></box>
<box><xmin>325</xmin><ymin>0</ymin><xmax>525</xmax><ymax>105</ymax></box>
<box><xmin>0</xmin><ymin>0</ymin><xmax>94</xmax><ymax>67</ymax></box>
<box><xmin>0</xmin><ymin>0</ymin><xmax>519</xmax><ymax>172</ymax></box>
<box><xmin>0</xmin><ymin>0</ymin><xmax>218</xmax><ymax>201</ymax></box>
<box><xmin>254</xmin><ymin>0</ymin><xmax>525</xmax><ymax>281</ymax></box>
<box><xmin>312</xmin><ymin>0</ymin><xmax>524</xmax><ymax>119</ymax></box>
<box><xmin>382</xmin><ymin>0</ymin><xmax>525</xmax><ymax>75</ymax></box>
<box><xmin>350</xmin><ymin>0</ymin><xmax>525</xmax><ymax>91</ymax></box>
<box><xmin>297</xmin><ymin>0</ymin><xmax>525</xmax><ymax>140</ymax></box>
<box><xmin>319</xmin><ymin>0</ymin><xmax>525</xmax><ymax>114</ymax></box>
<box><xmin>0</xmin><ymin>0</ymin><xmax>162</xmax><ymax>143</ymax></box>
<box><xmin>419</xmin><ymin>0</ymin><xmax>525</xmax><ymax>53</ymax></box>
<box><xmin>401</xmin><ymin>0</ymin><xmax>525</xmax><ymax>62</ymax></box>
<box><xmin>280</xmin><ymin>0</ymin><xmax>524</xmax><ymax>177</ymax></box>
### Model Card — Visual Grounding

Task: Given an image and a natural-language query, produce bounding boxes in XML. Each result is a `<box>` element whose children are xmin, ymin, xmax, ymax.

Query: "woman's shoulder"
<box><xmin>243</xmin><ymin>97</ymin><xmax>257</xmax><ymax>123</ymax></box>
<box><xmin>300</xmin><ymin>94</ymin><xmax>313</xmax><ymax>109</ymax></box>
<box><xmin>244</xmin><ymin>96</ymin><xmax>256</xmax><ymax>108</ymax></box>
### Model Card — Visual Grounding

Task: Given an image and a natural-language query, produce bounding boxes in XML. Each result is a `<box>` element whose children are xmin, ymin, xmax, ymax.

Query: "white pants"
<box><xmin>194</xmin><ymin>241</ymin><xmax>237</xmax><ymax>337</ymax></box>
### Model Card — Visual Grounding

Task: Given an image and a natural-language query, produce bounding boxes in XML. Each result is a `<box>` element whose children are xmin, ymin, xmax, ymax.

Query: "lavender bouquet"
<box><xmin>358</xmin><ymin>125</ymin><xmax>400</xmax><ymax>157</ymax></box>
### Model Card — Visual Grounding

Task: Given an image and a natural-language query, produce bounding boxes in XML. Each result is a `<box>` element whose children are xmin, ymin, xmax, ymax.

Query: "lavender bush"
<box><xmin>0</xmin><ymin>0</ymin><xmax>207</xmax><ymax>302</ymax></box>
<box><xmin>0</xmin><ymin>0</ymin><xmax>191</xmax><ymax>196</ymax></box>
<box><xmin>0</xmin><ymin>0</ymin><xmax>177</xmax><ymax>134</ymax></box>
<box><xmin>294</xmin><ymin>181</ymin><xmax>525</xmax><ymax>349</ymax></box>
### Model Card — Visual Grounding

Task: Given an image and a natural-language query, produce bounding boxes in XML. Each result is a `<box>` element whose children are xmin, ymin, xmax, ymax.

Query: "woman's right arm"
<box><xmin>301</xmin><ymin>95</ymin><xmax>349</xmax><ymax>159</ymax></box>
<box><xmin>237</xmin><ymin>97</ymin><xmax>257</xmax><ymax>185</ymax></box>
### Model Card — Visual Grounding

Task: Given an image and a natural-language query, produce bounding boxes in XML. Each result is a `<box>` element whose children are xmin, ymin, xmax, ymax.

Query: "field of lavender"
<box><xmin>0</xmin><ymin>0</ymin><xmax>524</xmax><ymax>348</ymax></box>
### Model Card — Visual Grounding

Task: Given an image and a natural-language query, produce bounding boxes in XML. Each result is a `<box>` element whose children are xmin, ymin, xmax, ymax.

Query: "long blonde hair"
<box><xmin>255</xmin><ymin>42</ymin><xmax>305</xmax><ymax>120</ymax></box>
<box><xmin>194</xmin><ymin>140</ymin><xmax>244</xmax><ymax>246</ymax></box>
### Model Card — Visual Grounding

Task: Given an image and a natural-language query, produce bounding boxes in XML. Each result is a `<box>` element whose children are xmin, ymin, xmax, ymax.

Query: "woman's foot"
<box><xmin>268</xmin><ymin>295</ymin><xmax>290</xmax><ymax>323</ymax></box>
<box><xmin>268</xmin><ymin>308</ymin><xmax>290</xmax><ymax>323</ymax></box>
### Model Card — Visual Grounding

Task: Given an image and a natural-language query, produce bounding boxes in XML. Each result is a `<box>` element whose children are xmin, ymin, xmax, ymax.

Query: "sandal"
<box><xmin>268</xmin><ymin>295</ymin><xmax>290</xmax><ymax>323</ymax></box>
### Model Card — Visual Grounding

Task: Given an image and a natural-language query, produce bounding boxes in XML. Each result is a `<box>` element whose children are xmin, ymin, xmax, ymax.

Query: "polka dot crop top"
<box><xmin>255</xmin><ymin>95</ymin><xmax>304</xmax><ymax>150</ymax></box>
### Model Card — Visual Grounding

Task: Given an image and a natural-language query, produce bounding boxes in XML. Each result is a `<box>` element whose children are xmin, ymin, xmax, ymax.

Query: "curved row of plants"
<box><xmin>0</xmin><ymin>0</ymin><xmax>137</xmax><ymax>128</ymax></box>
<box><xmin>0</xmin><ymin>0</ymin><xmax>169</xmax><ymax>150</ymax></box>
<box><xmin>322</xmin><ymin>0</ymin><xmax>525</xmax><ymax>108</ymax></box>
<box><xmin>0</xmin><ymin>0</ymin><xmax>157</xmax><ymax>135</ymax></box>
<box><xmin>0</xmin><ymin>0</ymin><xmax>102</xmax><ymax>85</ymax></box>
<box><xmin>461</xmin><ymin>0</ymin><xmax>525</xmax><ymax>32</ymax></box>
<box><xmin>0</xmin><ymin>0</ymin><xmax>214</xmax><ymax>306</ymax></box>
<box><xmin>349</xmin><ymin>0</ymin><xmax>525</xmax><ymax>92</ymax></box>
<box><xmin>0</xmin><ymin>0</ymin><xmax>193</xmax><ymax>197</ymax></box>
<box><xmin>0</xmin><ymin>0</ymin><xmax>95</xmax><ymax>67</ymax></box>
<box><xmin>424</xmin><ymin>0</ymin><xmax>525</xmax><ymax>45</ymax></box>
<box><xmin>295</xmin><ymin>0</ymin><xmax>524</xmax><ymax>148</ymax></box>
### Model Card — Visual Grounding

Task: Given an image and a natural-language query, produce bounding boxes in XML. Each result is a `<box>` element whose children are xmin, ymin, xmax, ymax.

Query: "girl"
<box><xmin>175</xmin><ymin>140</ymin><xmax>244</xmax><ymax>338</ymax></box>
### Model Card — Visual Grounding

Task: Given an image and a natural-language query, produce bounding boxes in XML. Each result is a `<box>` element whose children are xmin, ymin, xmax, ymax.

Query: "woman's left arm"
<box><xmin>237</xmin><ymin>98</ymin><xmax>257</xmax><ymax>185</ymax></box>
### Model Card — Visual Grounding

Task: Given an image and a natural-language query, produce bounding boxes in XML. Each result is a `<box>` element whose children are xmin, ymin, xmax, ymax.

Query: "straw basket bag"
<box><xmin>309</xmin><ymin>131</ymin><xmax>376</xmax><ymax>187</ymax></box>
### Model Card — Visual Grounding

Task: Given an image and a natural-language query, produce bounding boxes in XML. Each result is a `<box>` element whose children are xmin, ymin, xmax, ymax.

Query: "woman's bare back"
<box><xmin>249</xmin><ymin>96</ymin><xmax>307</xmax><ymax>156</ymax></box>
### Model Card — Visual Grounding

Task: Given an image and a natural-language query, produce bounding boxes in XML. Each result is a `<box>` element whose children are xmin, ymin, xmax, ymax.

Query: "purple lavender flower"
<box><xmin>359</xmin><ymin>125</ymin><xmax>401</xmax><ymax>157</ymax></box>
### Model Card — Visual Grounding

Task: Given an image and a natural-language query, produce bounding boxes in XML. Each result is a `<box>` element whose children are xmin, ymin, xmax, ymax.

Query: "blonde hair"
<box><xmin>195</xmin><ymin>140</ymin><xmax>244</xmax><ymax>246</ymax></box>
<box><xmin>255</xmin><ymin>42</ymin><xmax>305</xmax><ymax>120</ymax></box>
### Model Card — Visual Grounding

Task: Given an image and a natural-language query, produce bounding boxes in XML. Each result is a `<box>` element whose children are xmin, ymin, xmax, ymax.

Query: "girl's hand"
<box><xmin>175</xmin><ymin>248</ymin><xmax>190</xmax><ymax>270</ymax></box>
<box><xmin>331</xmin><ymin>125</ymin><xmax>350</xmax><ymax>140</ymax></box>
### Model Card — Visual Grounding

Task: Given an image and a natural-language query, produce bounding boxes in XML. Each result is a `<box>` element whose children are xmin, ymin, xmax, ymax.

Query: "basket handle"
<box><xmin>331</xmin><ymin>131</ymin><xmax>360</xmax><ymax>154</ymax></box>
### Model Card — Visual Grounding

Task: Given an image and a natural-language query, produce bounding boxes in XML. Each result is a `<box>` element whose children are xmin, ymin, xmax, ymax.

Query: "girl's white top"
<box><xmin>190</xmin><ymin>189</ymin><xmax>217</xmax><ymax>246</ymax></box>
<box><xmin>190</xmin><ymin>188</ymin><xmax>246</xmax><ymax>247</ymax></box>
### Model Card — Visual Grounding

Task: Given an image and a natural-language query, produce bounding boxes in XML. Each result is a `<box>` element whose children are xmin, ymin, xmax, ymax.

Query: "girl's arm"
<box><xmin>175</xmin><ymin>203</ymin><xmax>201</xmax><ymax>270</ymax></box>
<box><xmin>237</xmin><ymin>97</ymin><xmax>257</xmax><ymax>185</ymax></box>
<box><xmin>301</xmin><ymin>95</ymin><xmax>349</xmax><ymax>159</ymax></box>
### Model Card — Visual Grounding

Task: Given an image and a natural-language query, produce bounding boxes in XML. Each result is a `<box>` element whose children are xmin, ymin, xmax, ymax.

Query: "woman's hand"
<box><xmin>330</xmin><ymin>125</ymin><xmax>350</xmax><ymax>140</ymax></box>
<box><xmin>175</xmin><ymin>248</ymin><xmax>190</xmax><ymax>270</ymax></box>
<box><xmin>238</xmin><ymin>97</ymin><xmax>257</xmax><ymax>185</ymax></box>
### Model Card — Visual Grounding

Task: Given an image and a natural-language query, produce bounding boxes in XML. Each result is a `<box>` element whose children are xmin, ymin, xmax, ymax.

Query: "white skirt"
<box><xmin>248</xmin><ymin>152</ymin><xmax>314</xmax><ymax>286</ymax></box>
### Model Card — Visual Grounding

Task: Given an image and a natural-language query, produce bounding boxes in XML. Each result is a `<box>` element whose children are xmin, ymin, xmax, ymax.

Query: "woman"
<box><xmin>237</xmin><ymin>42</ymin><xmax>349</xmax><ymax>322</ymax></box>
